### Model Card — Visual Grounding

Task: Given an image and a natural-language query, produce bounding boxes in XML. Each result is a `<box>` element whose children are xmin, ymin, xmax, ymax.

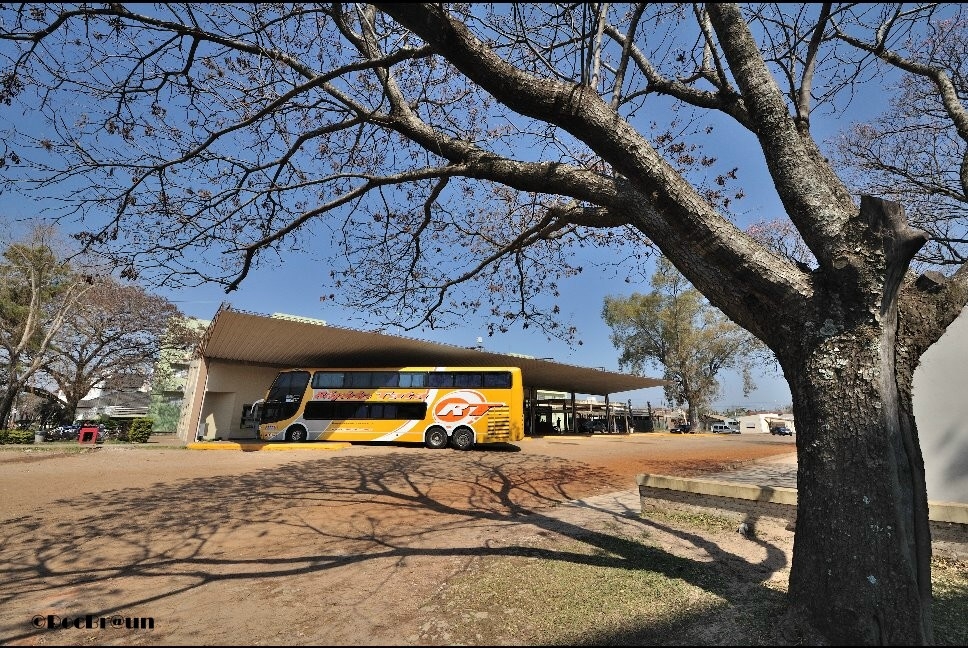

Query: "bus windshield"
<box><xmin>260</xmin><ymin>370</ymin><xmax>310</xmax><ymax>424</ymax></box>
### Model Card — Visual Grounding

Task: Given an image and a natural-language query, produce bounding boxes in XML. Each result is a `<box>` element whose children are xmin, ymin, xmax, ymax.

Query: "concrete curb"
<box><xmin>636</xmin><ymin>473</ymin><xmax>968</xmax><ymax>525</ymax></box>
<box><xmin>637</xmin><ymin>473</ymin><xmax>798</xmax><ymax>505</ymax></box>
<box><xmin>187</xmin><ymin>441</ymin><xmax>352</xmax><ymax>451</ymax></box>
<box><xmin>929</xmin><ymin>501</ymin><xmax>968</xmax><ymax>525</ymax></box>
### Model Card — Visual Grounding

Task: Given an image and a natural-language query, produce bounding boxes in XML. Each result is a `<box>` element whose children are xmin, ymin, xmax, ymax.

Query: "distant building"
<box><xmin>735</xmin><ymin>412</ymin><xmax>794</xmax><ymax>435</ymax></box>
<box><xmin>701</xmin><ymin>413</ymin><xmax>742</xmax><ymax>432</ymax></box>
<box><xmin>75</xmin><ymin>388</ymin><xmax>151</xmax><ymax>422</ymax></box>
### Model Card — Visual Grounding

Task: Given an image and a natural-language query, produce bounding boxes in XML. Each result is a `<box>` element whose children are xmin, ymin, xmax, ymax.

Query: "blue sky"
<box><xmin>0</xmin><ymin>185</ymin><xmax>793</xmax><ymax>410</ymax></box>
<box><xmin>0</xmin><ymin>106</ymin><xmax>801</xmax><ymax>412</ymax></box>
<box><xmin>143</xmin><ymin>102</ymin><xmax>803</xmax><ymax>411</ymax></box>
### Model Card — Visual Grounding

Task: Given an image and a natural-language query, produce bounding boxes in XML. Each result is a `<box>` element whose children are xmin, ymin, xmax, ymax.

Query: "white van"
<box><xmin>711</xmin><ymin>423</ymin><xmax>735</xmax><ymax>434</ymax></box>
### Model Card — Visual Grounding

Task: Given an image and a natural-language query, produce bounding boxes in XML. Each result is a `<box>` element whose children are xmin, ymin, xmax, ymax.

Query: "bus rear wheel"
<box><xmin>450</xmin><ymin>427</ymin><xmax>475</xmax><ymax>451</ymax></box>
<box><xmin>287</xmin><ymin>426</ymin><xmax>308</xmax><ymax>443</ymax></box>
<box><xmin>425</xmin><ymin>426</ymin><xmax>448</xmax><ymax>449</ymax></box>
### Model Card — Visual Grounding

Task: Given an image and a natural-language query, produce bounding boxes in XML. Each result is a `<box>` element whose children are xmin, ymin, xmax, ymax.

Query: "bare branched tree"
<box><xmin>42</xmin><ymin>278</ymin><xmax>184</xmax><ymax>421</ymax></box>
<box><xmin>834</xmin><ymin>17</ymin><xmax>968</xmax><ymax>270</ymax></box>
<box><xmin>2</xmin><ymin>4</ymin><xmax>967</xmax><ymax>643</ymax></box>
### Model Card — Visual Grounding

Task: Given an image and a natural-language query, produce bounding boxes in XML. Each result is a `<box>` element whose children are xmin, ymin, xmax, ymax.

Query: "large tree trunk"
<box><xmin>64</xmin><ymin>394</ymin><xmax>81</xmax><ymax>423</ymax></box>
<box><xmin>686</xmin><ymin>401</ymin><xmax>700</xmax><ymax>431</ymax></box>
<box><xmin>784</xmin><ymin>329</ymin><xmax>931</xmax><ymax>644</ymax></box>
<box><xmin>0</xmin><ymin>383</ymin><xmax>19</xmax><ymax>429</ymax></box>
<box><xmin>776</xmin><ymin>196</ymin><xmax>935</xmax><ymax>644</ymax></box>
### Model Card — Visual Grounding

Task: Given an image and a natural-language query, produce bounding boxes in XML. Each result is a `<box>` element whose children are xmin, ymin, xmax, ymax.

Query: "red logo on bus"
<box><xmin>433</xmin><ymin>390</ymin><xmax>504</xmax><ymax>426</ymax></box>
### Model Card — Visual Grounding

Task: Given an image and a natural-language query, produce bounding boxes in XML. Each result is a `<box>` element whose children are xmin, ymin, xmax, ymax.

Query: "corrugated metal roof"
<box><xmin>200</xmin><ymin>308</ymin><xmax>666</xmax><ymax>396</ymax></box>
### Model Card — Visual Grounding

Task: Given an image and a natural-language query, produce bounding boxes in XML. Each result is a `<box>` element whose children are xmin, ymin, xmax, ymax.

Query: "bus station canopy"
<box><xmin>199</xmin><ymin>307</ymin><xmax>666</xmax><ymax>396</ymax></box>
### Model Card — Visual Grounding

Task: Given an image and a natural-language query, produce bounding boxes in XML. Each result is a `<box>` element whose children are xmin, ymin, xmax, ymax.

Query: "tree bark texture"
<box><xmin>776</xmin><ymin>197</ymin><xmax>934</xmax><ymax>644</ymax></box>
<box><xmin>785</xmin><ymin>336</ymin><xmax>929</xmax><ymax>644</ymax></box>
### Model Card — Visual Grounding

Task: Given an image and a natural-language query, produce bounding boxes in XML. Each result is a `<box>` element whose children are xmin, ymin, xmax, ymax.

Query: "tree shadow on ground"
<box><xmin>0</xmin><ymin>448</ymin><xmax>791</xmax><ymax>644</ymax></box>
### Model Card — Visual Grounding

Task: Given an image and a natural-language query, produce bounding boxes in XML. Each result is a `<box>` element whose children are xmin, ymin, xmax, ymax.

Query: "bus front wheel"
<box><xmin>425</xmin><ymin>427</ymin><xmax>448</xmax><ymax>449</ymax></box>
<box><xmin>450</xmin><ymin>427</ymin><xmax>475</xmax><ymax>451</ymax></box>
<box><xmin>287</xmin><ymin>426</ymin><xmax>308</xmax><ymax>443</ymax></box>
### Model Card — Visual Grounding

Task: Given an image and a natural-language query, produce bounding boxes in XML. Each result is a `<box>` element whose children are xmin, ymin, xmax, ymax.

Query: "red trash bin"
<box><xmin>78</xmin><ymin>423</ymin><xmax>99</xmax><ymax>444</ymax></box>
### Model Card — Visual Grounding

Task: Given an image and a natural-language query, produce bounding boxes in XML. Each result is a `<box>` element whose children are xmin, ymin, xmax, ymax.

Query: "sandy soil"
<box><xmin>0</xmin><ymin>433</ymin><xmax>798</xmax><ymax>646</ymax></box>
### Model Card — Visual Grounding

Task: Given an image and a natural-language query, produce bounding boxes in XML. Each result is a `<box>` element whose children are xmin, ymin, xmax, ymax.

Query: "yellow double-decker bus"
<box><xmin>257</xmin><ymin>366</ymin><xmax>524</xmax><ymax>450</ymax></box>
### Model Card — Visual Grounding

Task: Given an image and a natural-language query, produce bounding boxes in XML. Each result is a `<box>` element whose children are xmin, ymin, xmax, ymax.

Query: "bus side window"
<box><xmin>347</xmin><ymin>372</ymin><xmax>371</xmax><ymax>388</ymax></box>
<box><xmin>483</xmin><ymin>372</ymin><xmax>512</xmax><ymax>388</ymax></box>
<box><xmin>370</xmin><ymin>372</ymin><xmax>399</xmax><ymax>387</ymax></box>
<box><xmin>400</xmin><ymin>372</ymin><xmax>427</xmax><ymax>388</ymax></box>
<box><xmin>312</xmin><ymin>372</ymin><xmax>345</xmax><ymax>388</ymax></box>
<box><xmin>398</xmin><ymin>403</ymin><xmax>429</xmax><ymax>420</ymax></box>
<box><xmin>454</xmin><ymin>372</ymin><xmax>482</xmax><ymax>388</ymax></box>
<box><xmin>304</xmin><ymin>401</ymin><xmax>334</xmax><ymax>420</ymax></box>
<box><xmin>428</xmin><ymin>372</ymin><xmax>455</xmax><ymax>388</ymax></box>
<box><xmin>335</xmin><ymin>402</ymin><xmax>356</xmax><ymax>419</ymax></box>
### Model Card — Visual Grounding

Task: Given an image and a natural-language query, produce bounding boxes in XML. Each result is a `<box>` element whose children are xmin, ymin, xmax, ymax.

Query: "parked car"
<box><xmin>711</xmin><ymin>423</ymin><xmax>735</xmax><ymax>434</ymax></box>
<box><xmin>671</xmin><ymin>423</ymin><xmax>693</xmax><ymax>434</ymax></box>
<box><xmin>771</xmin><ymin>426</ymin><xmax>793</xmax><ymax>436</ymax></box>
<box><xmin>43</xmin><ymin>424</ymin><xmax>80</xmax><ymax>441</ymax></box>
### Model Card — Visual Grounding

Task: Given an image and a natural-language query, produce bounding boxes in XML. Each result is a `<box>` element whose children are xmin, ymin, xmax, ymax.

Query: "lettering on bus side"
<box><xmin>432</xmin><ymin>390</ymin><xmax>505</xmax><ymax>427</ymax></box>
<box><xmin>312</xmin><ymin>389</ymin><xmax>430</xmax><ymax>401</ymax></box>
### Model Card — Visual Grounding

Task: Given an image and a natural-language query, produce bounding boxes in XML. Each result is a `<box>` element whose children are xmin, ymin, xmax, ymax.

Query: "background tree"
<box><xmin>41</xmin><ymin>278</ymin><xmax>185</xmax><ymax>422</ymax></box>
<box><xmin>2</xmin><ymin>4</ymin><xmax>968</xmax><ymax>643</ymax></box>
<box><xmin>13</xmin><ymin>386</ymin><xmax>65</xmax><ymax>429</ymax></box>
<box><xmin>604</xmin><ymin>257</ymin><xmax>767</xmax><ymax>428</ymax></box>
<box><xmin>0</xmin><ymin>225</ymin><xmax>92</xmax><ymax>427</ymax></box>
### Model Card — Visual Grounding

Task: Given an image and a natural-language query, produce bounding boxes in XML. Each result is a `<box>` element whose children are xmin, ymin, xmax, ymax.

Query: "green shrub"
<box><xmin>0</xmin><ymin>428</ymin><xmax>36</xmax><ymax>444</ymax></box>
<box><xmin>128</xmin><ymin>418</ymin><xmax>154</xmax><ymax>443</ymax></box>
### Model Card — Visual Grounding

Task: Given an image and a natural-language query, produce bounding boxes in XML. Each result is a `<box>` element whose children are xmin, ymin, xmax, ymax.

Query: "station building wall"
<box><xmin>913</xmin><ymin>305</ymin><xmax>968</xmax><ymax>505</ymax></box>
<box><xmin>177</xmin><ymin>360</ymin><xmax>279</xmax><ymax>441</ymax></box>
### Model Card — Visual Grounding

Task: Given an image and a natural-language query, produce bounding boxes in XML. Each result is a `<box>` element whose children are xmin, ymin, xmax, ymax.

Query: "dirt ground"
<box><xmin>0</xmin><ymin>432</ymin><xmax>799</xmax><ymax>646</ymax></box>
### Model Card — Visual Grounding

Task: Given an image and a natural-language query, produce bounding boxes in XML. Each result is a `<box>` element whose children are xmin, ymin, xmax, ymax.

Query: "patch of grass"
<box><xmin>0</xmin><ymin>444</ymin><xmax>98</xmax><ymax>454</ymax></box>
<box><xmin>422</xmin><ymin>510</ymin><xmax>966</xmax><ymax>646</ymax></box>
<box><xmin>933</xmin><ymin>555</ymin><xmax>968</xmax><ymax>646</ymax></box>
<box><xmin>643</xmin><ymin>507</ymin><xmax>739</xmax><ymax>534</ymax></box>
<box><xmin>425</xmin><ymin>527</ymin><xmax>787</xmax><ymax>646</ymax></box>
